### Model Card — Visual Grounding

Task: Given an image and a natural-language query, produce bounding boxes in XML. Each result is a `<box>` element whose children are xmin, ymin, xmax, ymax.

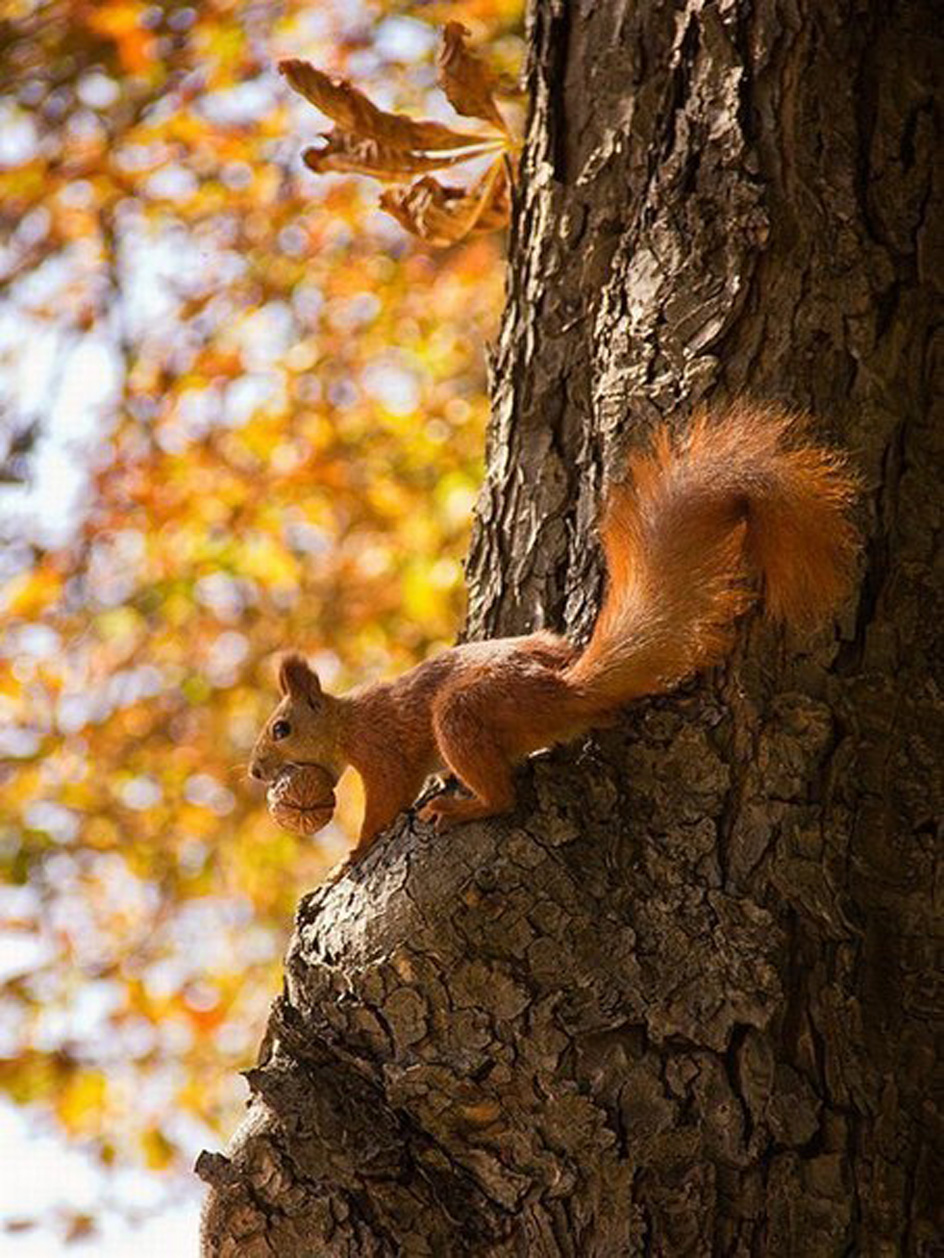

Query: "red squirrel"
<box><xmin>249</xmin><ymin>403</ymin><xmax>858</xmax><ymax>859</ymax></box>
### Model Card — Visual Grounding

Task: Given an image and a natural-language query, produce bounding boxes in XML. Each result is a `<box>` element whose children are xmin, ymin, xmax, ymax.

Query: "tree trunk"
<box><xmin>199</xmin><ymin>1</ymin><xmax>941</xmax><ymax>1253</ymax></box>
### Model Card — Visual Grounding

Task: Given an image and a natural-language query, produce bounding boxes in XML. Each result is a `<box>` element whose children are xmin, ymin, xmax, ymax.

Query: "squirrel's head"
<box><xmin>249</xmin><ymin>654</ymin><xmax>345</xmax><ymax>786</ymax></box>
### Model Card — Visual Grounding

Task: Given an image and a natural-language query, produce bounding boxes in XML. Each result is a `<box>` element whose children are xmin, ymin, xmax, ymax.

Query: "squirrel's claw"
<box><xmin>419</xmin><ymin>794</ymin><xmax>496</xmax><ymax>832</ymax></box>
<box><xmin>418</xmin><ymin>796</ymin><xmax>459</xmax><ymax>833</ymax></box>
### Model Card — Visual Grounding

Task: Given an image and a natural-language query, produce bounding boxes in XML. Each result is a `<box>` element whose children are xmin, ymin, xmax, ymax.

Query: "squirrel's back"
<box><xmin>563</xmin><ymin>402</ymin><xmax>859</xmax><ymax>711</ymax></box>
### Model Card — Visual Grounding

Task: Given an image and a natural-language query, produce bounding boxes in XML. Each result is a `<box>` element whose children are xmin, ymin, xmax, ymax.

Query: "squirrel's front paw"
<box><xmin>419</xmin><ymin>795</ymin><xmax>493</xmax><ymax>832</ymax></box>
<box><xmin>417</xmin><ymin>796</ymin><xmax>459</xmax><ymax>833</ymax></box>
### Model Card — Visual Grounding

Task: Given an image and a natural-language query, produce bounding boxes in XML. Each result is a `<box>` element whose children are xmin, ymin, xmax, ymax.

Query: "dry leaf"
<box><xmin>302</xmin><ymin>130</ymin><xmax>502</xmax><ymax>182</ymax></box>
<box><xmin>379</xmin><ymin>160</ymin><xmax>509</xmax><ymax>247</ymax></box>
<box><xmin>281</xmin><ymin>29</ymin><xmax>518</xmax><ymax>246</ymax></box>
<box><xmin>438</xmin><ymin>22</ymin><xmax>508</xmax><ymax>135</ymax></box>
<box><xmin>280</xmin><ymin>59</ymin><xmax>486</xmax><ymax>153</ymax></box>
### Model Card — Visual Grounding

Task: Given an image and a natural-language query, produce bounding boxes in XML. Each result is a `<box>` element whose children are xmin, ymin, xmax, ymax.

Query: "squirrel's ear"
<box><xmin>278</xmin><ymin>653</ymin><xmax>322</xmax><ymax>703</ymax></box>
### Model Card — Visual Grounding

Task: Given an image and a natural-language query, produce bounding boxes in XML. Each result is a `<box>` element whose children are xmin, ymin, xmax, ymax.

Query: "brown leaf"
<box><xmin>64</xmin><ymin>1212</ymin><xmax>96</xmax><ymax>1244</ymax></box>
<box><xmin>379</xmin><ymin>159</ymin><xmax>510</xmax><ymax>247</ymax></box>
<box><xmin>280</xmin><ymin>59</ymin><xmax>487</xmax><ymax>153</ymax></box>
<box><xmin>302</xmin><ymin>130</ymin><xmax>503</xmax><ymax>182</ymax></box>
<box><xmin>438</xmin><ymin>23</ymin><xmax>509</xmax><ymax>135</ymax></box>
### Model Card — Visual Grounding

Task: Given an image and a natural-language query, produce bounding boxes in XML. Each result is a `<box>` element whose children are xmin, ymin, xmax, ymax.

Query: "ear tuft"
<box><xmin>278</xmin><ymin>653</ymin><xmax>322</xmax><ymax>703</ymax></box>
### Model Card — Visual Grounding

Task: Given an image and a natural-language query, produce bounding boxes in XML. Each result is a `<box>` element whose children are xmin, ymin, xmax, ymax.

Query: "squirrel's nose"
<box><xmin>249</xmin><ymin>763</ymin><xmax>266</xmax><ymax>782</ymax></box>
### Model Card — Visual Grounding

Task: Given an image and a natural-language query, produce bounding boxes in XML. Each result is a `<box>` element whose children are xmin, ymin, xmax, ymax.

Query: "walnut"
<box><xmin>266</xmin><ymin>764</ymin><xmax>336</xmax><ymax>837</ymax></box>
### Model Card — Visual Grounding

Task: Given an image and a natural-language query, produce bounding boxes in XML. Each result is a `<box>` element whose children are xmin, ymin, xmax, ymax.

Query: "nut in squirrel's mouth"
<box><xmin>266</xmin><ymin>763</ymin><xmax>337</xmax><ymax>838</ymax></box>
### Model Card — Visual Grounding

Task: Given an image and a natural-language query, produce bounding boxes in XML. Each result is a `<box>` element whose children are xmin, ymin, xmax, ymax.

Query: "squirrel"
<box><xmin>249</xmin><ymin>403</ymin><xmax>859</xmax><ymax>860</ymax></box>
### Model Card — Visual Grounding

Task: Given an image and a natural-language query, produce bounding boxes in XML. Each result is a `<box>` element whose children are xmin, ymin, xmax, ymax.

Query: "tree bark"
<box><xmin>199</xmin><ymin>1</ymin><xmax>941</xmax><ymax>1253</ymax></box>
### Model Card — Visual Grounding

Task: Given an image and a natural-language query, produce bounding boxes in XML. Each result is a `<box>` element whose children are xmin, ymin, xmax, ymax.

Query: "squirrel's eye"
<box><xmin>272</xmin><ymin>720</ymin><xmax>291</xmax><ymax>741</ymax></box>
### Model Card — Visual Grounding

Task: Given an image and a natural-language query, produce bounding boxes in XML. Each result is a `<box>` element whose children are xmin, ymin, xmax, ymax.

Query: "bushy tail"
<box><xmin>563</xmin><ymin>402</ymin><xmax>859</xmax><ymax>711</ymax></box>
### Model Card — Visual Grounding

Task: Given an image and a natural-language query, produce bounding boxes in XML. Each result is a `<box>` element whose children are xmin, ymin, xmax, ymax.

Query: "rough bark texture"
<box><xmin>200</xmin><ymin>1</ymin><xmax>941</xmax><ymax>1253</ymax></box>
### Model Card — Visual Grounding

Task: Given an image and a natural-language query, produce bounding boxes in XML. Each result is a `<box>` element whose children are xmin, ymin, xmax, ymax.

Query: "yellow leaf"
<box><xmin>58</xmin><ymin>1071</ymin><xmax>107</xmax><ymax>1135</ymax></box>
<box><xmin>141</xmin><ymin>1126</ymin><xmax>175</xmax><ymax>1170</ymax></box>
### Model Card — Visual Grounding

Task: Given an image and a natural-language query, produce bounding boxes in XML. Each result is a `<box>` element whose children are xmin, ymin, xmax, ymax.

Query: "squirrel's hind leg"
<box><xmin>419</xmin><ymin>691</ymin><xmax>516</xmax><ymax>832</ymax></box>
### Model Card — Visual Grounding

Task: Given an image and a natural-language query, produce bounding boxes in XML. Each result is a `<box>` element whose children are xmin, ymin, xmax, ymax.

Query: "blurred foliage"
<box><xmin>0</xmin><ymin>0</ymin><xmax>523</xmax><ymax>1229</ymax></box>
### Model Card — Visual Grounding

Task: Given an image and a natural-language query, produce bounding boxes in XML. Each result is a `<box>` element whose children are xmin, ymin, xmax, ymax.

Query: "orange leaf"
<box><xmin>438</xmin><ymin>23</ymin><xmax>509</xmax><ymax>135</ymax></box>
<box><xmin>85</xmin><ymin>1</ymin><xmax>156</xmax><ymax>75</ymax></box>
<box><xmin>279</xmin><ymin>59</ymin><xmax>488</xmax><ymax>153</ymax></box>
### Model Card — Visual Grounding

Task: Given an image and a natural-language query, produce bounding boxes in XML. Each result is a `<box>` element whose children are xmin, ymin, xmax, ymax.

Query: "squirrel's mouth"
<box><xmin>261</xmin><ymin>761</ymin><xmax>340</xmax><ymax>790</ymax></box>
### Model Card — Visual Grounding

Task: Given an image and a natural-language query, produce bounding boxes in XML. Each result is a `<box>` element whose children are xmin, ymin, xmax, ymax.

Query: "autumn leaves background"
<box><xmin>0</xmin><ymin>0</ymin><xmax>522</xmax><ymax>1240</ymax></box>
